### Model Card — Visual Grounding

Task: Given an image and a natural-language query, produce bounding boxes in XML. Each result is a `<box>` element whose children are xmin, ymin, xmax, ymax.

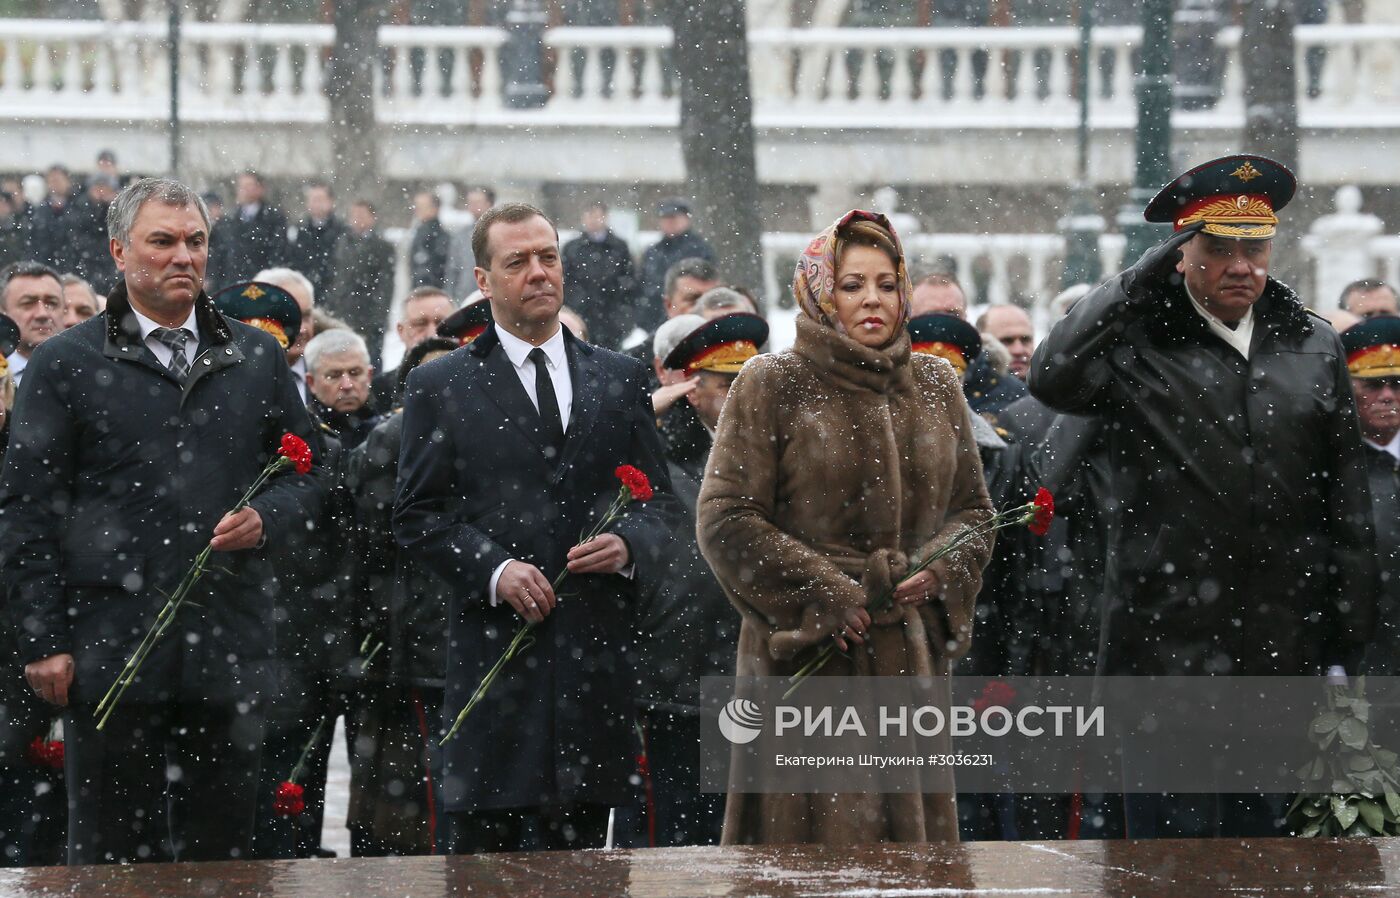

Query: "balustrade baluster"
<box><xmin>31</xmin><ymin>42</ymin><xmax>53</xmax><ymax>95</ymax></box>
<box><xmin>61</xmin><ymin>39</ymin><xmax>83</xmax><ymax>96</ymax></box>
<box><xmin>450</xmin><ymin>45</ymin><xmax>468</xmax><ymax>102</ymax></box>
<box><xmin>951</xmin><ymin>46</ymin><xmax>972</xmax><ymax>106</ymax></box>
<box><xmin>1110</xmin><ymin>44</ymin><xmax>1131</xmax><ymax>106</ymax></box>
<box><xmin>392</xmin><ymin>44</ymin><xmax>410</xmax><ymax>102</ymax></box>
<box><xmin>988</xmin><ymin>249</ymin><xmax>1011</xmax><ymax>306</ymax></box>
<box><xmin>271</xmin><ymin>41</ymin><xmax>294</xmax><ymax>106</ymax></box>
<box><xmin>1</xmin><ymin>39</ymin><xmax>18</xmax><ymax>97</ymax></box>
<box><xmin>985</xmin><ymin>46</ymin><xmax>1008</xmax><ymax>106</ymax></box>
<box><xmin>92</xmin><ymin>39</ymin><xmax>114</xmax><ymax>98</ymax></box>
<box><xmin>638</xmin><ymin>45</ymin><xmax>662</xmax><ymax>103</ymax></box>
<box><xmin>582</xmin><ymin>45</ymin><xmax>603</xmax><ymax>105</ymax></box>
<box><xmin>1046</xmin><ymin>43</ymin><xmax>1068</xmax><ymax>109</ymax></box>
<box><xmin>889</xmin><ymin>45</ymin><xmax>913</xmax><ymax>104</ymax></box>
<box><xmin>479</xmin><ymin>44</ymin><xmax>501</xmax><ymax>109</ymax></box>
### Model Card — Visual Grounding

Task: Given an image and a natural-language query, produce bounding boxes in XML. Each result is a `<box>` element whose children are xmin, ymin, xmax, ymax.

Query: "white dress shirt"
<box><xmin>130</xmin><ymin>304</ymin><xmax>200</xmax><ymax>370</ymax></box>
<box><xmin>7</xmin><ymin>351</ymin><xmax>27</xmax><ymax>385</ymax></box>
<box><xmin>495</xmin><ymin>323</ymin><xmax>573</xmax><ymax>430</ymax></box>
<box><xmin>290</xmin><ymin>357</ymin><xmax>308</xmax><ymax>404</ymax></box>
<box><xmin>1365</xmin><ymin>429</ymin><xmax>1400</xmax><ymax>465</ymax></box>
<box><xmin>1185</xmin><ymin>283</ymin><xmax>1254</xmax><ymax>360</ymax></box>
<box><xmin>487</xmin><ymin>323</ymin><xmax>630</xmax><ymax>606</ymax></box>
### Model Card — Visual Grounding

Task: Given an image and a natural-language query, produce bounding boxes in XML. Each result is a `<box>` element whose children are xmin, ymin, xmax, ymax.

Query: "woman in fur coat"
<box><xmin>697</xmin><ymin>210</ymin><xmax>995</xmax><ymax>845</ymax></box>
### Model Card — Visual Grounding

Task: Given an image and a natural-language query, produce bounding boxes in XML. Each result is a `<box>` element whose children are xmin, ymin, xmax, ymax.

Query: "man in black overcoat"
<box><xmin>1029</xmin><ymin>155</ymin><xmax>1378</xmax><ymax>838</ymax></box>
<box><xmin>0</xmin><ymin>178</ymin><xmax>323</xmax><ymax>864</ymax></box>
<box><xmin>394</xmin><ymin>202</ymin><xmax>677</xmax><ymax>853</ymax></box>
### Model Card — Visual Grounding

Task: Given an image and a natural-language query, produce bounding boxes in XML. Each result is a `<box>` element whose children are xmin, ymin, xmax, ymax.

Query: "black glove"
<box><xmin>1122</xmin><ymin>221</ymin><xmax>1205</xmax><ymax>302</ymax></box>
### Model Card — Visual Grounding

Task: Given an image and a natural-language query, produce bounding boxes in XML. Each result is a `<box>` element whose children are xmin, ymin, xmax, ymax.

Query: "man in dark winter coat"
<box><xmin>394</xmin><ymin>203</ymin><xmax>678</xmax><ymax>853</ymax></box>
<box><xmin>223</xmin><ymin>171</ymin><xmax>287</xmax><ymax>282</ymax></box>
<box><xmin>0</xmin><ymin>178</ymin><xmax>324</xmax><ymax>864</ymax></box>
<box><xmin>1029</xmin><ymin>155</ymin><xmax>1377</xmax><ymax>838</ymax></box>
<box><xmin>628</xmin><ymin>313</ymin><xmax>763</xmax><ymax>847</ymax></box>
<box><xmin>1343</xmin><ymin>318</ymin><xmax>1400</xmax><ymax>677</ymax></box>
<box><xmin>562</xmin><ymin>201</ymin><xmax>637</xmax><ymax>350</ymax></box>
<box><xmin>328</xmin><ymin>200</ymin><xmax>395</xmax><ymax>367</ymax></box>
<box><xmin>638</xmin><ymin>200</ymin><xmax>713</xmax><ymax>331</ymax></box>
<box><xmin>69</xmin><ymin>176</ymin><xmax>120</xmax><ymax>296</ymax></box>
<box><xmin>212</xmin><ymin>279</ymin><xmax>354</xmax><ymax>860</ymax></box>
<box><xmin>286</xmin><ymin>181</ymin><xmax>346</xmax><ymax>300</ymax></box>
<box><xmin>345</xmin><ymin>335</ymin><xmax>458</xmax><ymax>856</ymax></box>
<box><xmin>28</xmin><ymin>166</ymin><xmax>79</xmax><ymax>274</ymax></box>
<box><xmin>408</xmin><ymin>191</ymin><xmax>449</xmax><ymax>289</ymax></box>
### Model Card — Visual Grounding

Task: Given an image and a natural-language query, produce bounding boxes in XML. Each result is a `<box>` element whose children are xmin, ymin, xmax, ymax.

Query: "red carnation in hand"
<box><xmin>273</xmin><ymin>780</ymin><xmax>305</xmax><ymax>817</ymax></box>
<box><xmin>1028</xmin><ymin>487</ymin><xmax>1055</xmax><ymax>536</ymax></box>
<box><xmin>615</xmin><ymin>465</ymin><xmax>653</xmax><ymax>502</ymax></box>
<box><xmin>278</xmin><ymin>433</ymin><xmax>313</xmax><ymax>475</ymax></box>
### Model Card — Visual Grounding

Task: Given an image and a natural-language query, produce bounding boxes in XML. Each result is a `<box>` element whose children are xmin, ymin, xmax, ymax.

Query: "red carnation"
<box><xmin>273</xmin><ymin>780</ymin><xmax>305</xmax><ymax>817</ymax></box>
<box><xmin>278</xmin><ymin>433</ymin><xmax>313</xmax><ymax>475</ymax></box>
<box><xmin>1028</xmin><ymin>487</ymin><xmax>1055</xmax><ymax>536</ymax></box>
<box><xmin>971</xmin><ymin>680</ymin><xmax>1019</xmax><ymax>714</ymax></box>
<box><xmin>27</xmin><ymin>737</ymin><xmax>63</xmax><ymax>770</ymax></box>
<box><xmin>615</xmin><ymin>465</ymin><xmax>653</xmax><ymax>502</ymax></box>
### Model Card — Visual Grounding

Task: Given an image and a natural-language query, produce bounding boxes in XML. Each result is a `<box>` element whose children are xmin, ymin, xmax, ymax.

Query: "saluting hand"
<box><xmin>1124</xmin><ymin>220</ymin><xmax>1205</xmax><ymax>300</ymax></box>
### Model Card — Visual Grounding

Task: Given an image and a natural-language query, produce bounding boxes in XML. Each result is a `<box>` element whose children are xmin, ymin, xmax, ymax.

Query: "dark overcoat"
<box><xmin>1028</xmin><ymin>273</ymin><xmax>1377</xmax><ymax>675</ymax></box>
<box><xmin>393</xmin><ymin>323</ymin><xmax>677</xmax><ymax>812</ymax></box>
<box><xmin>0</xmin><ymin>283</ymin><xmax>324</xmax><ymax>706</ymax></box>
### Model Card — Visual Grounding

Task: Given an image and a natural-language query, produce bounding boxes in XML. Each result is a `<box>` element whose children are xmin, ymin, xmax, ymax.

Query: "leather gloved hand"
<box><xmin>1122</xmin><ymin>220</ymin><xmax>1205</xmax><ymax>303</ymax></box>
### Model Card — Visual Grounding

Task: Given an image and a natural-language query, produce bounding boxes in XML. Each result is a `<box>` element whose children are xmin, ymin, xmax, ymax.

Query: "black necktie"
<box><xmin>529</xmin><ymin>347</ymin><xmax>565</xmax><ymax>451</ymax></box>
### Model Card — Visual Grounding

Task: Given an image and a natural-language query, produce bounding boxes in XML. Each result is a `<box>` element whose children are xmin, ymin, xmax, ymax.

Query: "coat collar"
<box><xmin>102</xmin><ymin>280</ymin><xmax>242</xmax><ymax>400</ymax></box>
<box><xmin>792</xmin><ymin>314</ymin><xmax>914</xmax><ymax>395</ymax></box>
<box><xmin>104</xmin><ymin>280</ymin><xmax>235</xmax><ymax>352</ymax></box>
<box><xmin>469</xmin><ymin>322</ymin><xmax>602</xmax><ymax>478</ymax></box>
<box><xmin>1142</xmin><ymin>276</ymin><xmax>1313</xmax><ymax>347</ymax></box>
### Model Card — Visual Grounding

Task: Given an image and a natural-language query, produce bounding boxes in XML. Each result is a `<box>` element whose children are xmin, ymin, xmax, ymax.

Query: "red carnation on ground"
<box><xmin>273</xmin><ymin>781</ymin><xmax>305</xmax><ymax>817</ymax></box>
<box><xmin>972</xmin><ymin>680</ymin><xmax>1019</xmax><ymax>714</ymax></box>
<box><xmin>615</xmin><ymin>465</ymin><xmax>653</xmax><ymax>502</ymax></box>
<box><xmin>278</xmin><ymin>433</ymin><xmax>313</xmax><ymax>475</ymax></box>
<box><xmin>1028</xmin><ymin>487</ymin><xmax>1055</xmax><ymax>536</ymax></box>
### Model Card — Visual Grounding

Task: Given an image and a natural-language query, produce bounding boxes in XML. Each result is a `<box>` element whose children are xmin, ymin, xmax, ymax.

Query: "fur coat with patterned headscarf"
<box><xmin>697</xmin><ymin>210</ymin><xmax>995</xmax><ymax>846</ymax></box>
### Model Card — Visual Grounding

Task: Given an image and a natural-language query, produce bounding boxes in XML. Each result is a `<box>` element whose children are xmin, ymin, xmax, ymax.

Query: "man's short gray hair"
<box><xmin>107</xmin><ymin>177</ymin><xmax>210</xmax><ymax>246</ymax></box>
<box><xmin>305</xmin><ymin>328</ymin><xmax>369</xmax><ymax>375</ymax></box>
<box><xmin>254</xmin><ymin>267</ymin><xmax>315</xmax><ymax>305</ymax></box>
<box><xmin>695</xmin><ymin>287</ymin><xmax>756</xmax><ymax>316</ymax></box>
<box><xmin>653</xmin><ymin>313</ymin><xmax>705</xmax><ymax>364</ymax></box>
<box><xmin>59</xmin><ymin>273</ymin><xmax>97</xmax><ymax>301</ymax></box>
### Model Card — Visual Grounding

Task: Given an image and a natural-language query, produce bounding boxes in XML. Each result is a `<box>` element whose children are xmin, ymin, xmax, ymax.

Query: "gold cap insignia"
<box><xmin>241</xmin><ymin>285</ymin><xmax>266</xmax><ymax>300</ymax></box>
<box><xmin>1232</xmin><ymin>162</ymin><xmax>1262</xmax><ymax>183</ymax></box>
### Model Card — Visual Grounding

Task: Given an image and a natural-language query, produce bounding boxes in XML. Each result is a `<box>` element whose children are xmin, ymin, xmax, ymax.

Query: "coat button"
<box><xmin>203</xmin><ymin>358</ymin><xmax>212</xmax><ymax>366</ymax></box>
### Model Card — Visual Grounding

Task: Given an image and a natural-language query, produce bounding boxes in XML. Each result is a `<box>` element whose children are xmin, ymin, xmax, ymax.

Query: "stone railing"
<box><xmin>3</xmin><ymin>20</ymin><xmax>1400</xmax><ymax>126</ymax></box>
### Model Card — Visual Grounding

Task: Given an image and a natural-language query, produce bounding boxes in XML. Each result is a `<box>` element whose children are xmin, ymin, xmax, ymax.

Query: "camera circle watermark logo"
<box><xmin>718</xmin><ymin>697</ymin><xmax>764</xmax><ymax>744</ymax></box>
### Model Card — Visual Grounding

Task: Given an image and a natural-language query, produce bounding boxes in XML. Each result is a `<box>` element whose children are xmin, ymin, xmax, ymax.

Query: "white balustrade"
<box><xmin>0</xmin><ymin>19</ymin><xmax>1398</xmax><ymax>131</ymax></box>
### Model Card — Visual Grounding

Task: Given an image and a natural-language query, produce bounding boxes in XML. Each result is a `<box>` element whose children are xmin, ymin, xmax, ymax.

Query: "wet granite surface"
<box><xmin>0</xmin><ymin>838</ymin><xmax>1395</xmax><ymax>897</ymax></box>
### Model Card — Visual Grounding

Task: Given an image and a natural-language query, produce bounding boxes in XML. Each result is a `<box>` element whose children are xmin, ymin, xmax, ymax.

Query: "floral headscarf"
<box><xmin>793</xmin><ymin>209</ymin><xmax>913</xmax><ymax>334</ymax></box>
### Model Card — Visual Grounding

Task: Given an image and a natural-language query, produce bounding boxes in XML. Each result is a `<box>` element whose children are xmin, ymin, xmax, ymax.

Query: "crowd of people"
<box><xmin>0</xmin><ymin>151</ymin><xmax>1397</xmax><ymax>866</ymax></box>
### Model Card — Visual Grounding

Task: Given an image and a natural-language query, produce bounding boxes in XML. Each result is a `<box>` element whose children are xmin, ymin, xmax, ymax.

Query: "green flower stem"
<box><xmin>94</xmin><ymin>456</ymin><xmax>292</xmax><ymax>730</ymax></box>
<box><xmin>781</xmin><ymin>501</ymin><xmax>1038</xmax><ymax>701</ymax></box>
<box><xmin>442</xmin><ymin>485</ymin><xmax>634</xmax><ymax>744</ymax></box>
<box><xmin>289</xmin><ymin>716</ymin><xmax>329</xmax><ymax>785</ymax></box>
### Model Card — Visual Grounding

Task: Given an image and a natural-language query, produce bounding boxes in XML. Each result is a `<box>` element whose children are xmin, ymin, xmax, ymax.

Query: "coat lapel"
<box><xmin>553</xmin><ymin>332</ymin><xmax>602</xmax><ymax>484</ymax></box>
<box><xmin>470</xmin><ymin>324</ymin><xmax>551</xmax><ymax>455</ymax></box>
